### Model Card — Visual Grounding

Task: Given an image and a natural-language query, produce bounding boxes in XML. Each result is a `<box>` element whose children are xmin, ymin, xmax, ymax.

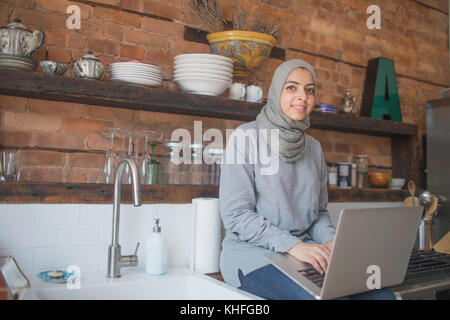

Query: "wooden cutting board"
<box><xmin>403</xmin><ymin>196</ymin><xmax>419</xmax><ymax>206</ymax></box>
<box><xmin>434</xmin><ymin>231</ymin><xmax>450</xmax><ymax>254</ymax></box>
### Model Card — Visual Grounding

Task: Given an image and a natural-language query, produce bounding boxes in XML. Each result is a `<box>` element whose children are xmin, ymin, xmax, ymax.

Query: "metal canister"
<box><xmin>337</xmin><ymin>162</ymin><xmax>352</xmax><ymax>188</ymax></box>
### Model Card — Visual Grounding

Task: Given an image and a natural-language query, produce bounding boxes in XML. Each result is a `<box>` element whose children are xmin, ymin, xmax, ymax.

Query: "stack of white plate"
<box><xmin>173</xmin><ymin>54</ymin><xmax>233</xmax><ymax>96</ymax></box>
<box><xmin>110</xmin><ymin>62</ymin><xmax>162</xmax><ymax>87</ymax></box>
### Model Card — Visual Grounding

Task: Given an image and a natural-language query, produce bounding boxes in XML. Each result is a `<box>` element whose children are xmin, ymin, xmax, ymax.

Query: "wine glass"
<box><xmin>97</xmin><ymin>128</ymin><xmax>122</xmax><ymax>184</ymax></box>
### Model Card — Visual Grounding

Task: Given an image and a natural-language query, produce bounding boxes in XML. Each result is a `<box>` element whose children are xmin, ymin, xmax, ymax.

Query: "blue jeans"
<box><xmin>238</xmin><ymin>264</ymin><xmax>397</xmax><ymax>300</ymax></box>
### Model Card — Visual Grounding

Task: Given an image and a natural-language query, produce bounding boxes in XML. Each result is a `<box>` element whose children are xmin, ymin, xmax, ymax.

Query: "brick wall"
<box><xmin>0</xmin><ymin>0</ymin><xmax>448</xmax><ymax>186</ymax></box>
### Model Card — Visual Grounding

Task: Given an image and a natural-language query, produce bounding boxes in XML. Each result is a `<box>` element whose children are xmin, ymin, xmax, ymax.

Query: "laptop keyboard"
<box><xmin>298</xmin><ymin>267</ymin><xmax>326</xmax><ymax>288</ymax></box>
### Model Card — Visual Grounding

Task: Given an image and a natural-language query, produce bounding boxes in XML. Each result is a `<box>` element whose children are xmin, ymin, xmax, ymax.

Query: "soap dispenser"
<box><xmin>146</xmin><ymin>218</ymin><xmax>168</xmax><ymax>275</ymax></box>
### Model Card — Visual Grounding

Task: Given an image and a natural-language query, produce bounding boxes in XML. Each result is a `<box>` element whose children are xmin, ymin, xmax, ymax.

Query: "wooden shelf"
<box><xmin>0</xmin><ymin>69</ymin><xmax>417</xmax><ymax>137</ymax></box>
<box><xmin>0</xmin><ymin>69</ymin><xmax>417</xmax><ymax>201</ymax></box>
<box><xmin>0</xmin><ymin>182</ymin><xmax>408</xmax><ymax>204</ymax></box>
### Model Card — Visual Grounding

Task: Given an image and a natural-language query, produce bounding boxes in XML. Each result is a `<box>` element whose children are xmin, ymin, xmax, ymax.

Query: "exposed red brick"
<box><xmin>34</xmin><ymin>133</ymin><xmax>86</xmax><ymax>150</ymax></box>
<box><xmin>0</xmin><ymin>131</ymin><xmax>33</xmax><ymax>147</ymax></box>
<box><xmin>0</xmin><ymin>96</ymin><xmax>28</xmax><ymax>112</ymax></box>
<box><xmin>29</xmin><ymin>167</ymin><xmax>63</xmax><ymax>183</ymax></box>
<box><xmin>2</xmin><ymin>112</ymin><xmax>62</xmax><ymax>132</ymax></box>
<box><xmin>21</xmin><ymin>150</ymin><xmax>65</xmax><ymax>166</ymax></box>
<box><xmin>28</xmin><ymin>99</ymin><xmax>84</xmax><ymax>118</ymax></box>
<box><xmin>67</xmin><ymin>152</ymin><xmax>105</xmax><ymax>168</ymax></box>
<box><xmin>63</xmin><ymin>118</ymin><xmax>113</xmax><ymax>134</ymax></box>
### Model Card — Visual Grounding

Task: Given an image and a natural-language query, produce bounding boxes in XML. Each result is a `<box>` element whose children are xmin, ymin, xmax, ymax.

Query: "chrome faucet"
<box><xmin>107</xmin><ymin>157</ymin><xmax>142</xmax><ymax>278</ymax></box>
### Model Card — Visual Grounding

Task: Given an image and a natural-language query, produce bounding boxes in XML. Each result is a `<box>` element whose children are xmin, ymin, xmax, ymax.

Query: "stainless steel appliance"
<box><xmin>426</xmin><ymin>98</ymin><xmax>450</xmax><ymax>241</ymax></box>
<box><xmin>391</xmin><ymin>98</ymin><xmax>450</xmax><ymax>300</ymax></box>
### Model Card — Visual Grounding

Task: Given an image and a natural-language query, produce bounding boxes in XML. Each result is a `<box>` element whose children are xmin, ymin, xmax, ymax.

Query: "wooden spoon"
<box><xmin>403</xmin><ymin>180</ymin><xmax>419</xmax><ymax>206</ymax></box>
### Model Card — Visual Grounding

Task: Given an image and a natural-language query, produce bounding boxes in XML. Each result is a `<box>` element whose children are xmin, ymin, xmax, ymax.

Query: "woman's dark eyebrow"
<box><xmin>284</xmin><ymin>80</ymin><xmax>315</xmax><ymax>87</ymax></box>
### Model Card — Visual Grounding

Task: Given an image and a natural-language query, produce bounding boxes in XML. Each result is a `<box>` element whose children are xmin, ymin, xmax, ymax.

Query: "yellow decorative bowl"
<box><xmin>207</xmin><ymin>30</ymin><xmax>276</xmax><ymax>79</ymax></box>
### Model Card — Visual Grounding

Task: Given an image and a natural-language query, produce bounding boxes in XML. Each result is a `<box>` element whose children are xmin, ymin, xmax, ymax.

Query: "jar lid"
<box><xmin>327</xmin><ymin>162</ymin><xmax>337</xmax><ymax>167</ymax></box>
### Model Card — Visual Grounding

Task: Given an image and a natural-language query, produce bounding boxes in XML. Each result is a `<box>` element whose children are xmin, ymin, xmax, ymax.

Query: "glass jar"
<box><xmin>190</xmin><ymin>143</ymin><xmax>204</xmax><ymax>185</ymax></box>
<box><xmin>355</xmin><ymin>154</ymin><xmax>369</xmax><ymax>173</ymax></box>
<box><xmin>204</xmin><ymin>148</ymin><xmax>223</xmax><ymax>185</ymax></box>
<box><xmin>355</xmin><ymin>155</ymin><xmax>369</xmax><ymax>188</ymax></box>
<box><xmin>327</xmin><ymin>163</ymin><xmax>337</xmax><ymax>188</ymax></box>
<box><xmin>162</xmin><ymin>142</ymin><xmax>187</xmax><ymax>184</ymax></box>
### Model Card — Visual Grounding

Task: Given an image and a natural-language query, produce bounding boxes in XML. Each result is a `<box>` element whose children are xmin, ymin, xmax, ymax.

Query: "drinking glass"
<box><xmin>97</xmin><ymin>128</ymin><xmax>122</xmax><ymax>184</ymax></box>
<box><xmin>0</xmin><ymin>150</ymin><xmax>22</xmax><ymax>182</ymax></box>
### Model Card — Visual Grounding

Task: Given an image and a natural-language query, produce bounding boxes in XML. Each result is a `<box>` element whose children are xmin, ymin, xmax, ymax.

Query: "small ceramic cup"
<box><xmin>246</xmin><ymin>85</ymin><xmax>263</xmax><ymax>103</ymax></box>
<box><xmin>229</xmin><ymin>82</ymin><xmax>246</xmax><ymax>100</ymax></box>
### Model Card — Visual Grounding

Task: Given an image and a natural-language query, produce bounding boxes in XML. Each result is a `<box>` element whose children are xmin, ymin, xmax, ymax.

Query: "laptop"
<box><xmin>264</xmin><ymin>206</ymin><xmax>423</xmax><ymax>300</ymax></box>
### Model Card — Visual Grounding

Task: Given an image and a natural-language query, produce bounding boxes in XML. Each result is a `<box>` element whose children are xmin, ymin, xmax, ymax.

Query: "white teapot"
<box><xmin>0</xmin><ymin>18</ymin><xmax>45</xmax><ymax>70</ymax></box>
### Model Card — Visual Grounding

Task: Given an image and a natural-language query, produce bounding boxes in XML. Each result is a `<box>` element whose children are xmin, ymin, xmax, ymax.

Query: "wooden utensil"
<box><xmin>403</xmin><ymin>180</ymin><xmax>419</xmax><ymax>206</ymax></box>
<box><xmin>423</xmin><ymin>195</ymin><xmax>438</xmax><ymax>220</ymax></box>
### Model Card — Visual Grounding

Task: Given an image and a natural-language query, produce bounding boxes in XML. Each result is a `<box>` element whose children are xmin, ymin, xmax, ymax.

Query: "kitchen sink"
<box><xmin>23</xmin><ymin>267</ymin><xmax>260</xmax><ymax>300</ymax></box>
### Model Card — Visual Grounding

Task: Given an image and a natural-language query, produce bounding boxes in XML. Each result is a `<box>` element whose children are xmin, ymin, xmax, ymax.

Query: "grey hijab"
<box><xmin>256</xmin><ymin>59</ymin><xmax>317</xmax><ymax>163</ymax></box>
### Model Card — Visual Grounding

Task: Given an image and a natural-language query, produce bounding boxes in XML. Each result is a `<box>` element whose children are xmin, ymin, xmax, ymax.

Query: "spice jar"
<box><xmin>355</xmin><ymin>154</ymin><xmax>369</xmax><ymax>188</ymax></box>
<box><xmin>327</xmin><ymin>163</ymin><xmax>337</xmax><ymax>188</ymax></box>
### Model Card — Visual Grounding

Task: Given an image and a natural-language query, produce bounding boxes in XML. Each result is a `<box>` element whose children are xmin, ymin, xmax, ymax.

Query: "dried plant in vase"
<box><xmin>188</xmin><ymin>0</ymin><xmax>225</xmax><ymax>33</ymax></box>
<box><xmin>189</xmin><ymin>0</ymin><xmax>279</xmax><ymax>79</ymax></box>
<box><xmin>232</xmin><ymin>2</ymin><xmax>280</xmax><ymax>39</ymax></box>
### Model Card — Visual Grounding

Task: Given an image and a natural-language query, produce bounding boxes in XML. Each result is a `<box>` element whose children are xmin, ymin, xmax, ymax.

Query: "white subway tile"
<box><xmin>57</xmin><ymin>225</ymin><xmax>101</xmax><ymax>246</ymax></box>
<box><xmin>78</xmin><ymin>245</ymin><xmax>108</xmax><ymax>267</ymax></box>
<box><xmin>79</xmin><ymin>205</ymin><xmax>111</xmax><ymax>224</ymax></box>
<box><xmin>35</xmin><ymin>204</ymin><xmax>80</xmax><ymax>225</ymax></box>
<box><xmin>153</xmin><ymin>204</ymin><xmax>191</xmax><ymax>224</ymax></box>
<box><xmin>33</xmin><ymin>247</ymin><xmax>79</xmax><ymax>270</ymax></box>
<box><xmin>0</xmin><ymin>248</ymin><xmax>34</xmax><ymax>271</ymax></box>
<box><xmin>99</xmin><ymin>223</ymin><xmax>140</xmax><ymax>245</ymax></box>
<box><xmin>0</xmin><ymin>227</ymin><xmax>10</xmax><ymax>248</ymax></box>
<box><xmin>0</xmin><ymin>205</ymin><xmax>36</xmax><ymax>226</ymax></box>
<box><xmin>11</xmin><ymin>226</ymin><xmax>57</xmax><ymax>248</ymax></box>
<box><xmin>134</xmin><ymin>205</ymin><xmax>157</xmax><ymax>224</ymax></box>
<box><xmin>120</xmin><ymin>204</ymin><xmax>142</xmax><ymax>223</ymax></box>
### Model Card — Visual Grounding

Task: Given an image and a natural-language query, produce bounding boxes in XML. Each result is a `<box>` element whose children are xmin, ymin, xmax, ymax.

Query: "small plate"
<box><xmin>37</xmin><ymin>270</ymin><xmax>74</xmax><ymax>283</ymax></box>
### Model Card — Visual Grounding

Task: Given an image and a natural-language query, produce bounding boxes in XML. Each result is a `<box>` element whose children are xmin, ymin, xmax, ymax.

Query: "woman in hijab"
<box><xmin>219</xmin><ymin>59</ymin><xmax>396</xmax><ymax>300</ymax></box>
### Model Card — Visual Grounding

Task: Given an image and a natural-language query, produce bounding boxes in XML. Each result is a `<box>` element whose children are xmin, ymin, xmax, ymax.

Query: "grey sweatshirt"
<box><xmin>219</xmin><ymin>121</ymin><xmax>336</xmax><ymax>288</ymax></box>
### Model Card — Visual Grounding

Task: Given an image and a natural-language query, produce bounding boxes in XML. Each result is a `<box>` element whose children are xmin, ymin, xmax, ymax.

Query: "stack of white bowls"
<box><xmin>110</xmin><ymin>61</ymin><xmax>162</xmax><ymax>87</ymax></box>
<box><xmin>173</xmin><ymin>54</ymin><xmax>233</xmax><ymax>96</ymax></box>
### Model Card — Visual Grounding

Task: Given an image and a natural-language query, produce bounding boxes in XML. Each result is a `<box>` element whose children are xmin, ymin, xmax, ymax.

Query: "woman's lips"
<box><xmin>291</xmin><ymin>105</ymin><xmax>306</xmax><ymax>112</ymax></box>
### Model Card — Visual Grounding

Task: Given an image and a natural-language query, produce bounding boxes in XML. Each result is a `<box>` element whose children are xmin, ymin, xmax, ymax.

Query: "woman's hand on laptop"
<box><xmin>325</xmin><ymin>240</ymin><xmax>334</xmax><ymax>252</ymax></box>
<box><xmin>286</xmin><ymin>242</ymin><xmax>331</xmax><ymax>274</ymax></box>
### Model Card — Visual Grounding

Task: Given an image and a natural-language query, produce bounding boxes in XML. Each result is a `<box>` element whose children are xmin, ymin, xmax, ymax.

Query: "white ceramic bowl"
<box><xmin>174</xmin><ymin>58</ymin><xmax>233</xmax><ymax>67</ymax></box>
<box><xmin>175</xmin><ymin>53</ymin><xmax>233</xmax><ymax>64</ymax></box>
<box><xmin>389</xmin><ymin>178</ymin><xmax>405</xmax><ymax>190</ymax></box>
<box><xmin>174</xmin><ymin>63</ymin><xmax>233</xmax><ymax>73</ymax></box>
<box><xmin>173</xmin><ymin>71</ymin><xmax>231</xmax><ymax>81</ymax></box>
<box><xmin>174</xmin><ymin>77</ymin><xmax>231</xmax><ymax>96</ymax></box>
<box><xmin>173</xmin><ymin>67</ymin><xmax>232</xmax><ymax>77</ymax></box>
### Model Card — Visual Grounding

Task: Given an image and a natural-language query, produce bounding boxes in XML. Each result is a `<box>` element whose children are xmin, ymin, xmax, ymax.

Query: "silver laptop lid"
<box><xmin>321</xmin><ymin>206</ymin><xmax>423</xmax><ymax>300</ymax></box>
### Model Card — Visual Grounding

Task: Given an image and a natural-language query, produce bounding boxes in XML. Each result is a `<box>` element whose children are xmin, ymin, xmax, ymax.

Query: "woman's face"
<box><xmin>279</xmin><ymin>68</ymin><xmax>316</xmax><ymax>121</ymax></box>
